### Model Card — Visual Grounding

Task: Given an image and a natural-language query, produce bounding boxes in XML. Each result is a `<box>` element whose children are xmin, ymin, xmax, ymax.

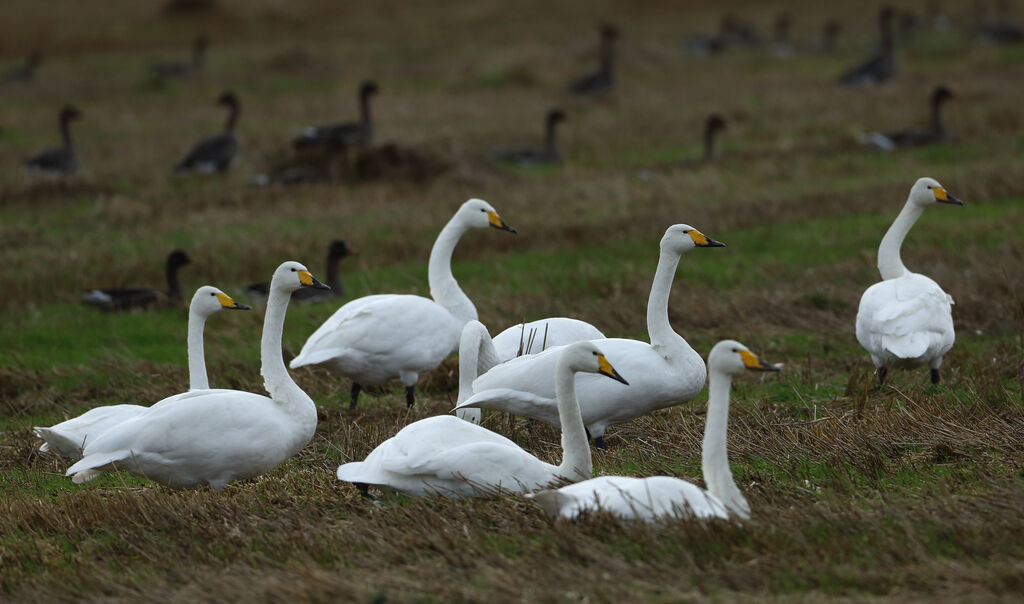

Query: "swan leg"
<box><xmin>404</xmin><ymin>386</ymin><xmax>415</xmax><ymax>408</ymax></box>
<box><xmin>930</xmin><ymin>368</ymin><xmax>940</xmax><ymax>384</ymax></box>
<box><xmin>877</xmin><ymin>366</ymin><xmax>888</xmax><ymax>384</ymax></box>
<box><xmin>349</xmin><ymin>383</ymin><xmax>362</xmax><ymax>410</ymax></box>
<box><xmin>593</xmin><ymin>436</ymin><xmax>608</xmax><ymax>450</ymax></box>
<box><xmin>354</xmin><ymin>482</ymin><xmax>373</xmax><ymax>499</ymax></box>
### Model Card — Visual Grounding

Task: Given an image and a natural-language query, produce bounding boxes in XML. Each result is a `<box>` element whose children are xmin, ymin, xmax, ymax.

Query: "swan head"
<box><xmin>190</xmin><ymin>285</ymin><xmax>251</xmax><ymax>316</ymax></box>
<box><xmin>661</xmin><ymin>224</ymin><xmax>725</xmax><ymax>254</ymax></box>
<box><xmin>457</xmin><ymin>198</ymin><xmax>517</xmax><ymax>233</ymax></box>
<box><xmin>709</xmin><ymin>340</ymin><xmax>780</xmax><ymax>375</ymax></box>
<box><xmin>909</xmin><ymin>177</ymin><xmax>963</xmax><ymax>207</ymax></box>
<box><xmin>270</xmin><ymin>261</ymin><xmax>330</xmax><ymax>293</ymax></box>
<box><xmin>560</xmin><ymin>341</ymin><xmax>629</xmax><ymax>385</ymax></box>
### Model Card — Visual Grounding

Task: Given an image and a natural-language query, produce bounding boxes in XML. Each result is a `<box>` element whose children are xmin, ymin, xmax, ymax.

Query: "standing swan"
<box><xmin>290</xmin><ymin>199</ymin><xmax>516</xmax><ymax>409</ymax></box>
<box><xmin>67</xmin><ymin>263</ymin><xmax>328</xmax><ymax>489</ymax></box>
<box><xmin>456</xmin><ymin>225</ymin><xmax>724</xmax><ymax>448</ymax></box>
<box><xmin>337</xmin><ymin>341</ymin><xmax>628</xmax><ymax>497</ymax></box>
<box><xmin>530</xmin><ymin>341</ymin><xmax>778</xmax><ymax>522</ymax></box>
<box><xmin>856</xmin><ymin>177</ymin><xmax>963</xmax><ymax>384</ymax></box>
<box><xmin>36</xmin><ymin>286</ymin><xmax>249</xmax><ymax>459</ymax></box>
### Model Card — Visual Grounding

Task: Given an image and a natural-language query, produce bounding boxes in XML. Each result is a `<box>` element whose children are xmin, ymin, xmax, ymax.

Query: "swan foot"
<box><xmin>354</xmin><ymin>482</ymin><xmax>374</xmax><ymax>499</ymax></box>
<box><xmin>877</xmin><ymin>367</ymin><xmax>887</xmax><ymax>385</ymax></box>
<box><xmin>405</xmin><ymin>386</ymin><xmax>415</xmax><ymax>408</ymax></box>
<box><xmin>593</xmin><ymin>436</ymin><xmax>608</xmax><ymax>450</ymax></box>
<box><xmin>930</xmin><ymin>368</ymin><xmax>940</xmax><ymax>384</ymax></box>
<box><xmin>349</xmin><ymin>383</ymin><xmax>362</xmax><ymax>410</ymax></box>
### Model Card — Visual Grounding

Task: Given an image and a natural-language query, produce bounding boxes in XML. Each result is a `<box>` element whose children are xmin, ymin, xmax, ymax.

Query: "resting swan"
<box><xmin>492</xmin><ymin>317</ymin><xmax>606</xmax><ymax>361</ymax></box>
<box><xmin>529</xmin><ymin>340</ymin><xmax>778</xmax><ymax>522</ymax></box>
<box><xmin>456</xmin><ymin>224</ymin><xmax>724</xmax><ymax>448</ymax></box>
<box><xmin>290</xmin><ymin>199</ymin><xmax>515</xmax><ymax>409</ymax></box>
<box><xmin>856</xmin><ymin>177</ymin><xmax>962</xmax><ymax>384</ymax></box>
<box><xmin>336</xmin><ymin>341</ymin><xmax>627</xmax><ymax>497</ymax></box>
<box><xmin>36</xmin><ymin>286</ymin><xmax>249</xmax><ymax>459</ymax></box>
<box><xmin>66</xmin><ymin>262</ymin><xmax>327</xmax><ymax>489</ymax></box>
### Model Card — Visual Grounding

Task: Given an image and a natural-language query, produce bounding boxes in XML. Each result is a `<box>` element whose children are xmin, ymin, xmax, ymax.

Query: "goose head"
<box><xmin>909</xmin><ymin>177</ymin><xmax>963</xmax><ymax>207</ymax></box>
<box><xmin>360</xmin><ymin>80</ymin><xmax>379</xmax><ymax>98</ymax></box>
<box><xmin>166</xmin><ymin>250</ymin><xmax>191</xmax><ymax>270</ymax></box>
<box><xmin>661</xmin><ymin>224</ymin><xmax>726</xmax><ymax>255</ymax></box>
<box><xmin>546</xmin><ymin>109</ymin><xmax>567</xmax><ymax>127</ymax></box>
<box><xmin>271</xmin><ymin>261</ymin><xmax>329</xmax><ymax>294</ymax></box>
<box><xmin>216</xmin><ymin>91</ymin><xmax>239</xmax><ymax>110</ymax></box>
<box><xmin>706</xmin><ymin>114</ymin><xmax>726</xmax><ymax>135</ymax></box>
<box><xmin>457</xmin><ymin>198</ymin><xmax>516</xmax><ymax>233</ymax></box>
<box><xmin>190</xmin><ymin>285</ymin><xmax>251</xmax><ymax>316</ymax></box>
<box><xmin>709</xmin><ymin>340</ymin><xmax>780</xmax><ymax>375</ymax></box>
<box><xmin>560</xmin><ymin>341</ymin><xmax>629</xmax><ymax>384</ymax></box>
<box><xmin>194</xmin><ymin>35</ymin><xmax>210</xmax><ymax>53</ymax></box>
<box><xmin>60</xmin><ymin>106</ymin><xmax>82</xmax><ymax>123</ymax></box>
<box><xmin>328</xmin><ymin>239</ymin><xmax>353</xmax><ymax>260</ymax></box>
<box><xmin>931</xmin><ymin>85</ymin><xmax>953</xmax><ymax>105</ymax></box>
<box><xmin>600</xmin><ymin>23</ymin><xmax>620</xmax><ymax>41</ymax></box>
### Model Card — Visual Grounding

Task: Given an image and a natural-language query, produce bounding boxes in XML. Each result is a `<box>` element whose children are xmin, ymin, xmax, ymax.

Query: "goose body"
<box><xmin>40</xmin><ymin>286</ymin><xmax>249</xmax><ymax>459</ymax></box>
<box><xmin>25</xmin><ymin>106</ymin><xmax>80</xmax><ymax>176</ymax></box>
<box><xmin>494</xmin><ymin>109</ymin><xmax>566</xmax><ymax>166</ymax></box>
<box><xmin>838</xmin><ymin>7</ymin><xmax>895</xmax><ymax>86</ymax></box>
<box><xmin>175</xmin><ymin>91</ymin><xmax>239</xmax><ymax>174</ymax></box>
<box><xmin>83</xmin><ymin>250</ymin><xmax>191</xmax><ymax>312</ymax></box>
<box><xmin>290</xmin><ymin>199</ymin><xmax>515</xmax><ymax>408</ymax></box>
<box><xmin>66</xmin><ymin>263</ymin><xmax>326</xmax><ymax>489</ymax></box>
<box><xmin>295</xmin><ymin>80</ymin><xmax>378</xmax><ymax>150</ymax></box>
<box><xmin>856</xmin><ymin>177</ymin><xmax>962</xmax><ymax>383</ymax></box>
<box><xmin>151</xmin><ymin>35</ymin><xmax>208</xmax><ymax>78</ymax></box>
<box><xmin>3</xmin><ymin>50</ymin><xmax>41</xmax><ymax>84</ymax></box>
<box><xmin>862</xmin><ymin>86</ymin><xmax>953</xmax><ymax>150</ymax></box>
<box><xmin>457</xmin><ymin>225</ymin><xmax>723</xmax><ymax>447</ymax></box>
<box><xmin>337</xmin><ymin>341</ymin><xmax>627</xmax><ymax>497</ymax></box>
<box><xmin>677</xmin><ymin>114</ymin><xmax>726</xmax><ymax>167</ymax></box>
<box><xmin>568</xmin><ymin>25</ymin><xmax>617</xmax><ymax>95</ymax></box>
<box><xmin>530</xmin><ymin>340</ymin><xmax>778</xmax><ymax>522</ymax></box>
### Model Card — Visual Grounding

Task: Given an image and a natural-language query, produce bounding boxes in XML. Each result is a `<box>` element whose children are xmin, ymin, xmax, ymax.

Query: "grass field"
<box><xmin>1</xmin><ymin>0</ymin><xmax>1023</xmax><ymax>601</ymax></box>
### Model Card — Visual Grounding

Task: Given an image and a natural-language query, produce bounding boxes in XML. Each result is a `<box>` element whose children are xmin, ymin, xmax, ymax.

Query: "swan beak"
<box><xmin>215</xmin><ymin>292</ymin><xmax>251</xmax><ymax>310</ymax></box>
<box><xmin>689</xmin><ymin>229</ymin><xmax>726</xmax><ymax>247</ymax></box>
<box><xmin>933</xmin><ymin>187</ymin><xmax>963</xmax><ymax>205</ymax></box>
<box><xmin>597</xmin><ymin>354</ymin><xmax>629</xmax><ymax>385</ymax></box>
<box><xmin>298</xmin><ymin>270</ymin><xmax>331</xmax><ymax>290</ymax></box>
<box><xmin>739</xmin><ymin>350</ymin><xmax>781</xmax><ymax>372</ymax></box>
<box><xmin>487</xmin><ymin>211</ymin><xmax>517</xmax><ymax>233</ymax></box>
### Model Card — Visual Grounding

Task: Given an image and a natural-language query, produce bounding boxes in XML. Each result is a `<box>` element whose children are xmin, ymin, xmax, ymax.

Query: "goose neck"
<box><xmin>166</xmin><ymin>262</ymin><xmax>184</xmax><ymax>300</ymax></box>
<box><xmin>554</xmin><ymin>361</ymin><xmax>592</xmax><ymax>482</ymax></box>
<box><xmin>703</xmin><ymin>124</ymin><xmax>718</xmax><ymax>161</ymax></box>
<box><xmin>325</xmin><ymin>252</ymin><xmax>344</xmax><ymax>298</ymax></box>
<box><xmin>544</xmin><ymin>118</ymin><xmax>559</xmax><ymax>156</ymax></box>
<box><xmin>225</xmin><ymin>102</ymin><xmax>239</xmax><ymax>133</ymax></box>
<box><xmin>702</xmin><ymin>367</ymin><xmax>747</xmax><ymax>517</ymax></box>
<box><xmin>60</xmin><ymin>115</ymin><xmax>73</xmax><ymax>147</ymax></box>
<box><xmin>428</xmin><ymin>218</ymin><xmax>477</xmax><ymax>323</ymax></box>
<box><xmin>930</xmin><ymin>96</ymin><xmax>947</xmax><ymax>134</ymax></box>
<box><xmin>877</xmin><ymin>198</ymin><xmax>923</xmax><ymax>279</ymax></box>
<box><xmin>187</xmin><ymin>308</ymin><xmax>210</xmax><ymax>390</ymax></box>
<box><xmin>647</xmin><ymin>248</ymin><xmax>682</xmax><ymax>346</ymax></box>
<box><xmin>359</xmin><ymin>91</ymin><xmax>373</xmax><ymax>127</ymax></box>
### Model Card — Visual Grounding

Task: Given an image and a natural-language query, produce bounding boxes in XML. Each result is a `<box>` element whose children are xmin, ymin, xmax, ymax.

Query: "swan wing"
<box><xmin>35</xmin><ymin>404</ymin><xmax>148</xmax><ymax>458</ymax></box>
<box><xmin>531</xmin><ymin>475</ymin><xmax>729</xmax><ymax>521</ymax></box>
<box><xmin>493</xmin><ymin>318</ymin><xmax>606</xmax><ymax>360</ymax></box>
<box><xmin>455</xmin><ymin>388</ymin><xmax>561</xmax><ymax>426</ymax></box>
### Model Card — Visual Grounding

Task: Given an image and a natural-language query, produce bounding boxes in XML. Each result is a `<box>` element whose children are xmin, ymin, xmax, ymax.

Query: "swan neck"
<box><xmin>703</xmin><ymin>368</ymin><xmax>745</xmax><ymax>516</ymax></box>
<box><xmin>261</xmin><ymin>289</ymin><xmax>306</xmax><ymax>408</ymax></box>
<box><xmin>647</xmin><ymin>248</ymin><xmax>681</xmax><ymax>346</ymax></box>
<box><xmin>428</xmin><ymin>218</ymin><xmax>477</xmax><ymax>323</ymax></box>
<box><xmin>187</xmin><ymin>308</ymin><xmax>209</xmax><ymax>390</ymax></box>
<box><xmin>877</xmin><ymin>199</ymin><xmax>923</xmax><ymax>279</ymax></box>
<box><xmin>554</xmin><ymin>362</ymin><xmax>592</xmax><ymax>482</ymax></box>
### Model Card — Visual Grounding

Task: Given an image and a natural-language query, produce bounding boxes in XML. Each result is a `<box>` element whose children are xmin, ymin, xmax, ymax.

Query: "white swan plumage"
<box><xmin>34</xmin><ymin>286</ymin><xmax>249</xmax><ymax>459</ymax></box>
<box><xmin>65</xmin><ymin>263</ymin><xmax>326</xmax><ymax>489</ymax></box>
<box><xmin>492</xmin><ymin>318</ymin><xmax>606</xmax><ymax>360</ymax></box>
<box><xmin>336</xmin><ymin>341</ymin><xmax>628</xmax><ymax>497</ymax></box>
<box><xmin>290</xmin><ymin>199</ymin><xmax>515</xmax><ymax>409</ymax></box>
<box><xmin>529</xmin><ymin>340</ymin><xmax>779</xmax><ymax>522</ymax></box>
<box><xmin>455</xmin><ymin>224</ymin><xmax>724</xmax><ymax>448</ymax></box>
<box><xmin>856</xmin><ymin>177</ymin><xmax>962</xmax><ymax>384</ymax></box>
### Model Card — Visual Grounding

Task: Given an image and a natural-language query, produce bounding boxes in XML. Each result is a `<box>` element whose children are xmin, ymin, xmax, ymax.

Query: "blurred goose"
<box><xmin>67</xmin><ymin>262</ymin><xmax>328</xmax><ymax>489</ymax></box>
<box><xmin>568</xmin><ymin>24</ymin><xmax>618</xmax><ymax>95</ymax></box>
<box><xmin>151</xmin><ymin>35</ymin><xmax>209</xmax><ymax>78</ymax></box>
<box><xmin>456</xmin><ymin>225</ymin><xmax>724</xmax><ymax>449</ymax></box>
<box><xmin>530</xmin><ymin>341</ymin><xmax>779</xmax><ymax>522</ymax></box>
<box><xmin>862</xmin><ymin>86</ymin><xmax>954</xmax><ymax>150</ymax></box>
<box><xmin>3</xmin><ymin>50</ymin><xmax>42</xmax><ymax>84</ymax></box>
<box><xmin>839</xmin><ymin>6</ymin><xmax>896</xmax><ymax>86</ymax></box>
<box><xmin>290</xmin><ymin>199</ymin><xmax>516</xmax><ymax>409</ymax></box>
<box><xmin>975</xmin><ymin>0</ymin><xmax>1023</xmax><ymax>43</ymax></box>
<box><xmin>247</xmin><ymin>239</ymin><xmax>352</xmax><ymax>304</ymax></box>
<box><xmin>494</xmin><ymin>109</ymin><xmax>567</xmax><ymax>166</ymax></box>
<box><xmin>174</xmin><ymin>91</ymin><xmax>239</xmax><ymax>173</ymax></box>
<box><xmin>82</xmin><ymin>250</ymin><xmax>191</xmax><ymax>311</ymax></box>
<box><xmin>25</xmin><ymin>105</ymin><xmax>80</xmax><ymax>176</ymax></box>
<box><xmin>337</xmin><ymin>341</ymin><xmax>627</xmax><ymax>497</ymax></box>
<box><xmin>819</xmin><ymin>19</ymin><xmax>843</xmax><ymax>53</ymax></box>
<box><xmin>677</xmin><ymin>114</ymin><xmax>726</xmax><ymax>166</ymax></box>
<box><xmin>294</xmin><ymin>80</ymin><xmax>379</xmax><ymax>150</ymax></box>
<box><xmin>36</xmin><ymin>286</ymin><xmax>250</xmax><ymax>459</ymax></box>
<box><xmin>771</xmin><ymin>12</ymin><xmax>795</xmax><ymax>57</ymax></box>
<box><xmin>856</xmin><ymin>178</ymin><xmax>963</xmax><ymax>384</ymax></box>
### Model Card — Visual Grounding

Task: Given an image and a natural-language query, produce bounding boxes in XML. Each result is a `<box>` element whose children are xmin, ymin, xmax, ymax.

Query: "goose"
<box><xmin>568</xmin><ymin>24</ymin><xmax>618</xmax><ymax>95</ymax></box>
<box><xmin>246</xmin><ymin>239</ymin><xmax>352</xmax><ymax>304</ymax></box>
<box><xmin>174</xmin><ymin>91</ymin><xmax>239</xmax><ymax>174</ymax></box>
<box><xmin>838</xmin><ymin>6</ymin><xmax>896</xmax><ymax>86</ymax></box>
<box><xmin>677</xmin><ymin>114</ymin><xmax>726</xmax><ymax>166</ymax></box>
<box><xmin>66</xmin><ymin>262</ymin><xmax>328</xmax><ymax>489</ymax></box>
<box><xmin>492</xmin><ymin>317</ymin><xmax>606</xmax><ymax>361</ymax></box>
<box><xmin>975</xmin><ymin>0</ymin><xmax>1023</xmax><ymax>44</ymax></box>
<box><xmin>456</xmin><ymin>225</ymin><xmax>724</xmax><ymax>449</ymax></box>
<box><xmin>819</xmin><ymin>19</ymin><xmax>843</xmax><ymax>53</ymax></box>
<box><xmin>294</xmin><ymin>80</ymin><xmax>379</xmax><ymax>151</ymax></box>
<box><xmin>530</xmin><ymin>340</ymin><xmax>779</xmax><ymax>522</ymax></box>
<box><xmin>82</xmin><ymin>250</ymin><xmax>191</xmax><ymax>311</ymax></box>
<box><xmin>25</xmin><ymin>105</ymin><xmax>80</xmax><ymax>176</ymax></box>
<box><xmin>862</xmin><ymin>86</ymin><xmax>954</xmax><ymax>150</ymax></box>
<box><xmin>494</xmin><ymin>109</ymin><xmax>567</xmax><ymax>166</ymax></box>
<box><xmin>3</xmin><ymin>50</ymin><xmax>42</xmax><ymax>84</ymax></box>
<box><xmin>337</xmin><ymin>341</ymin><xmax>628</xmax><ymax>497</ymax></box>
<box><xmin>36</xmin><ymin>286</ymin><xmax>250</xmax><ymax>459</ymax></box>
<box><xmin>290</xmin><ymin>199</ymin><xmax>516</xmax><ymax>409</ymax></box>
<box><xmin>770</xmin><ymin>12</ymin><xmax>795</xmax><ymax>57</ymax></box>
<box><xmin>856</xmin><ymin>177</ymin><xmax>963</xmax><ymax>384</ymax></box>
<box><xmin>151</xmin><ymin>35</ymin><xmax>209</xmax><ymax>78</ymax></box>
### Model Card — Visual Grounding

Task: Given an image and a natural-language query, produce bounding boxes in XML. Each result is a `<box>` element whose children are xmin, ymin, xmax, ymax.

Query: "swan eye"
<box><xmin>291</xmin><ymin>268</ymin><xmax>297</xmax><ymax>272</ymax></box>
<box><xmin>731</xmin><ymin>348</ymin><xmax>738</xmax><ymax>353</ymax></box>
<box><xmin>927</xmin><ymin>185</ymin><xmax>933</xmax><ymax>189</ymax></box>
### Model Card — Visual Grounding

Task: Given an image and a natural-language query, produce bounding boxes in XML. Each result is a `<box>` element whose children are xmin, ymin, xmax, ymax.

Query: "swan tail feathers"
<box><xmin>337</xmin><ymin>462</ymin><xmax>372</xmax><ymax>483</ymax></box>
<box><xmin>71</xmin><ymin>468</ymin><xmax>103</xmax><ymax>484</ymax></box>
<box><xmin>528</xmin><ymin>489</ymin><xmax>573</xmax><ymax>519</ymax></box>
<box><xmin>34</xmin><ymin>427</ymin><xmax>84</xmax><ymax>459</ymax></box>
<box><xmin>290</xmin><ymin>347</ymin><xmax>343</xmax><ymax>369</ymax></box>
<box><xmin>882</xmin><ymin>333</ymin><xmax>931</xmax><ymax>360</ymax></box>
<box><xmin>67</xmin><ymin>452</ymin><xmax>130</xmax><ymax>482</ymax></box>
